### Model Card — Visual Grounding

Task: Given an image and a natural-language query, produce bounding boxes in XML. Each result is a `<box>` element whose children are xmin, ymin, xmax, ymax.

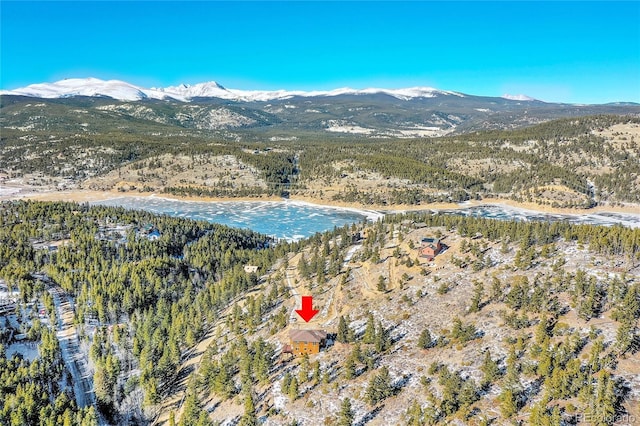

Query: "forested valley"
<box><xmin>2</xmin><ymin>112</ymin><xmax>639</xmax><ymax>208</ymax></box>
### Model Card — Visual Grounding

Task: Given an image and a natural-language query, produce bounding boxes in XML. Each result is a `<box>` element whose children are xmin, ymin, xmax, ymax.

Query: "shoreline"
<box><xmin>3</xmin><ymin>187</ymin><xmax>640</xmax><ymax>220</ymax></box>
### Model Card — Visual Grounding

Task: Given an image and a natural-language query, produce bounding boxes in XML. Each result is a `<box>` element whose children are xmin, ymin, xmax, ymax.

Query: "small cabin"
<box><xmin>244</xmin><ymin>265</ymin><xmax>259</xmax><ymax>274</ymax></box>
<box><xmin>288</xmin><ymin>329</ymin><xmax>327</xmax><ymax>356</ymax></box>
<box><xmin>419</xmin><ymin>237</ymin><xmax>442</xmax><ymax>260</ymax></box>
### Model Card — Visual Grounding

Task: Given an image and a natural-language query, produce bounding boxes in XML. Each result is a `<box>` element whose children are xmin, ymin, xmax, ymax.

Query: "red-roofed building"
<box><xmin>419</xmin><ymin>237</ymin><xmax>442</xmax><ymax>260</ymax></box>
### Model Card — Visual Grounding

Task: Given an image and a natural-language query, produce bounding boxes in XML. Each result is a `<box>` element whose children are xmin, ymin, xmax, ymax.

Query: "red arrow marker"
<box><xmin>296</xmin><ymin>296</ymin><xmax>319</xmax><ymax>322</ymax></box>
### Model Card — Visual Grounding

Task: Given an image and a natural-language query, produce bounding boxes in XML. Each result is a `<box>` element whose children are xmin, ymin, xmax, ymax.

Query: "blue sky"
<box><xmin>1</xmin><ymin>1</ymin><xmax>639</xmax><ymax>103</ymax></box>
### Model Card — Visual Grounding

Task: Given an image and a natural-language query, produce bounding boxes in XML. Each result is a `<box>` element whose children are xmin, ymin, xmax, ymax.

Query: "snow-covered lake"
<box><xmin>433</xmin><ymin>204</ymin><xmax>640</xmax><ymax>229</ymax></box>
<box><xmin>93</xmin><ymin>197</ymin><xmax>382</xmax><ymax>241</ymax></box>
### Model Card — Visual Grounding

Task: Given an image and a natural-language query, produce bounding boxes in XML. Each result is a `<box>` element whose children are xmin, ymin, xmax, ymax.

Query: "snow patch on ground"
<box><xmin>395</xmin><ymin>127</ymin><xmax>455</xmax><ymax>137</ymax></box>
<box><xmin>0</xmin><ymin>186</ymin><xmax>22</xmax><ymax>197</ymax></box>
<box><xmin>324</xmin><ymin>120</ymin><xmax>375</xmax><ymax>135</ymax></box>
<box><xmin>6</xmin><ymin>342</ymin><xmax>40</xmax><ymax>361</ymax></box>
<box><xmin>272</xmin><ymin>381</ymin><xmax>287</xmax><ymax>411</ymax></box>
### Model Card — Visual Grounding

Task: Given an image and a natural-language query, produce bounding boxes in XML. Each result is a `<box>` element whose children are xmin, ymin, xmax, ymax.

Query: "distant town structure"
<box><xmin>284</xmin><ymin>329</ymin><xmax>327</xmax><ymax>356</ymax></box>
<box><xmin>244</xmin><ymin>265</ymin><xmax>259</xmax><ymax>274</ymax></box>
<box><xmin>137</xmin><ymin>224</ymin><xmax>161</xmax><ymax>241</ymax></box>
<box><xmin>419</xmin><ymin>237</ymin><xmax>443</xmax><ymax>260</ymax></box>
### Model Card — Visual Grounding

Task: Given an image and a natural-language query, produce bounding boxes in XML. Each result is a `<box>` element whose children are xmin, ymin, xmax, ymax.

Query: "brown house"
<box><xmin>419</xmin><ymin>237</ymin><xmax>442</xmax><ymax>260</ymax></box>
<box><xmin>286</xmin><ymin>329</ymin><xmax>327</xmax><ymax>356</ymax></box>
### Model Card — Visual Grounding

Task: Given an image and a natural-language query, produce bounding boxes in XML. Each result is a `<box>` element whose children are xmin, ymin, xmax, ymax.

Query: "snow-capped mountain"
<box><xmin>1</xmin><ymin>77</ymin><xmax>465</xmax><ymax>102</ymax></box>
<box><xmin>1</xmin><ymin>78</ymin><xmax>152</xmax><ymax>101</ymax></box>
<box><xmin>153</xmin><ymin>82</ymin><xmax>235</xmax><ymax>101</ymax></box>
<box><xmin>502</xmin><ymin>93</ymin><xmax>537</xmax><ymax>101</ymax></box>
<box><xmin>3</xmin><ymin>77</ymin><xmax>638</xmax><ymax>138</ymax></box>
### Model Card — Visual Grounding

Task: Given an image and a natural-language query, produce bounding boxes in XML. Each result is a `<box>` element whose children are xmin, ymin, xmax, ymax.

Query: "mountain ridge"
<box><xmin>2</xmin><ymin>77</ymin><xmax>639</xmax><ymax>139</ymax></box>
<box><xmin>2</xmin><ymin>77</ymin><xmax>537</xmax><ymax>103</ymax></box>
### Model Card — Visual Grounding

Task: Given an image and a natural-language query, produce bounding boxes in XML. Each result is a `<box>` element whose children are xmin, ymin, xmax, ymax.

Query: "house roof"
<box><xmin>421</xmin><ymin>237</ymin><xmax>440</xmax><ymax>244</ymax></box>
<box><xmin>289</xmin><ymin>329</ymin><xmax>327</xmax><ymax>343</ymax></box>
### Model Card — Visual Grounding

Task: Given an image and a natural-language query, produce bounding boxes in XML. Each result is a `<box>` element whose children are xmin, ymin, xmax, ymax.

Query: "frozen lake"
<box><xmin>93</xmin><ymin>197</ymin><xmax>382</xmax><ymax>241</ymax></box>
<box><xmin>92</xmin><ymin>197</ymin><xmax>640</xmax><ymax>241</ymax></box>
<box><xmin>435</xmin><ymin>204</ymin><xmax>640</xmax><ymax>229</ymax></box>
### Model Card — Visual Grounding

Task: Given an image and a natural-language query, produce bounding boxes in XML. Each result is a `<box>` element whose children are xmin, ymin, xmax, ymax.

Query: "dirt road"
<box><xmin>47</xmin><ymin>285</ymin><xmax>96</xmax><ymax>409</ymax></box>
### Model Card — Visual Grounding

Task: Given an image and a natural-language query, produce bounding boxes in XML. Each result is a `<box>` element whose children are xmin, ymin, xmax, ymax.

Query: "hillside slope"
<box><xmin>160</xmin><ymin>212</ymin><xmax>640</xmax><ymax>425</ymax></box>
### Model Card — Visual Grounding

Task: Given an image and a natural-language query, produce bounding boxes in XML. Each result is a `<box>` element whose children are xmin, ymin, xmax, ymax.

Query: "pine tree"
<box><xmin>578</xmin><ymin>281</ymin><xmax>601</xmax><ymax>320</ymax></box>
<box><xmin>404</xmin><ymin>399</ymin><xmax>424</xmax><ymax>426</ymax></box>
<box><xmin>480</xmin><ymin>350</ymin><xmax>500</xmax><ymax>387</ymax></box>
<box><xmin>528</xmin><ymin>400</ymin><xmax>548</xmax><ymax>425</ymax></box>
<box><xmin>469</xmin><ymin>280</ymin><xmax>484</xmax><ymax>313</ymax></box>
<box><xmin>312</xmin><ymin>361</ymin><xmax>321</xmax><ymax>383</ymax></box>
<box><xmin>344</xmin><ymin>355</ymin><xmax>356</xmax><ymax>380</ymax></box>
<box><xmin>179</xmin><ymin>385</ymin><xmax>210</xmax><ymax>426</ymax></box>
<box><xmin>338</xmin><ymin>398</ymin><xmax>354</xmax><ymax>426</ymax></box>
<box><xmin>337</xmin><ymin>315</ymin><xmax>352</xmax><ymax>343</ymax></box>
<box><xmin>491</xmin><ymin>276</ymin><xmax>503</xmax><ymax>302</ymax></box>
<box><xmin>363</xmin><ymin>312</ymin><xmax>376</xmax><ymax>343</ymax></box>
<box><xmin>612</xmin><ymin>283</ymin><xmax>639</xmax><ymax>354</ymax></box>
<box><xmin>299</xmin><ymin>353</ymin><xmax>310</xmax><ymax>383</ymax></box>
<box><xmin>288</xmin><ymin>377</ymin><xmax>299</xmax><ymax>401</ymax></box>
<box><xmin>240</xmin><ymin>391</ymin><xmax>257</xmax><ymax>426</ymax></box>
<box><xmin>594</xmin><ymin>371</ymin><xmax>617</xmax><ymax>425</ymax></box>
<box><xmin>499</xmin><ymin>387</ymin><xmax>518</xmax><ymax>418</ymax></box>
<box><xmin>377</xmin><ymin>275</ymin><xmax>386</xmax><ymax>292</ymax></box>
<box><xmin>366</xmin><ymin>366</ymin><xmax>393</xmax><ymax>405</ymax></box>
<box><xmin>537</xmin><ymin>348</ymin><xmax>553</xmax><ymax>377</ymax></box>
<box><xmin>417</xmin><ymin>328</ymin><xmax>432</xmax><ymax>349</ymax></box>
<box><xmin>298</xmin><ymin>254</ymin><xmax>310</xmax><ymax>279</ymax></box>
<box><xmin>371</xmin><ymin>247</ymin><xmax>380</xmax><ymax>264</ymax></box>
<box><xmin>504</xmin><ymin>345</ymin><xmax>520</xmax><ymax>389</ymax></box>
<box><xmin>365</xmin><ymin>348</ymin><xmax>376</xmax><ymax>371</ymax></box>
<box><xmin>374</xmin><ymin>321</ymin><xmax>390</xmax><ymax>353</ymax></box>
<box><xmin>615</xmin><ymin>321</ymin><xmax>635</xmax><ymax>355</ymax></box>
<box><xmin>282</xmin><ymin>372</ymin><xmax>292</xmax><ymax>395</ymax></box>
<box><xmin>196</xmin><ymin>411</ymin><xmax>212</xmax><ymax>426</ymax></box>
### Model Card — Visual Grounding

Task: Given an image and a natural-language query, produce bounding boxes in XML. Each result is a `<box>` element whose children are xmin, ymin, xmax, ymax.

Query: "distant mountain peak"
<box><xmin>502</xmin><ymin>93</ymin><xmax>537</xmax><ymax>101</ymax></box>
<box><xmin>0</xmin><ymin>78</ymin><xmax>150</xmax><ymax>101</ymax></box>
<box><xmin>154</xmin><ymin>81</ymin><xmax>233</xmax><ymax>99</ymax></box>
<box><xmin>160</xmin><ymin>81</ymin><xmax>226</xmax><ymax>90</ymax></box>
